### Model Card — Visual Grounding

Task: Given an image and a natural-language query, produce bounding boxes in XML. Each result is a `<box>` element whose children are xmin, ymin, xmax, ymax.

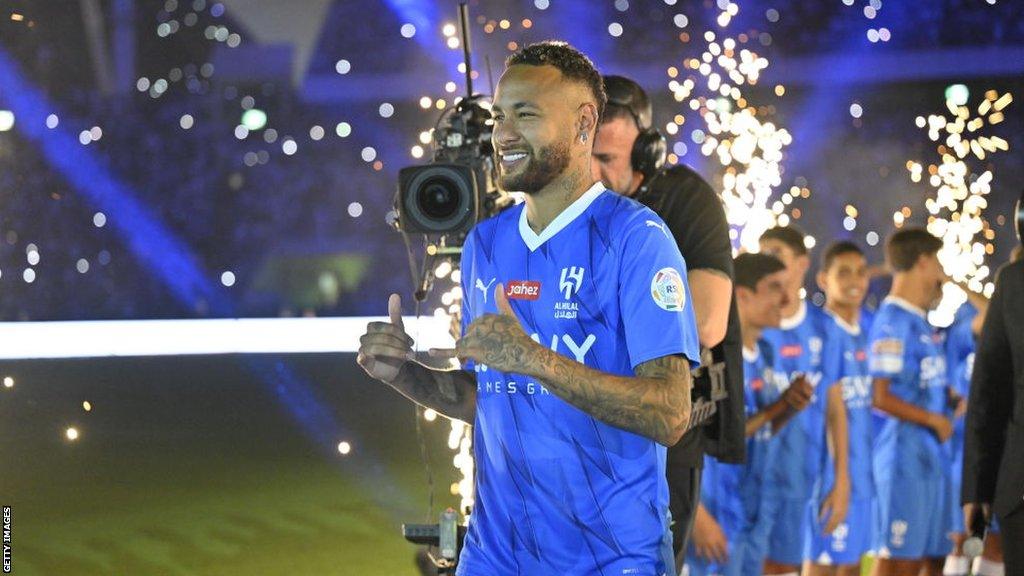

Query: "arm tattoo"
<box><xmin>523</xmin><ymin>350</ymin><xmax>692</xmax><ymax>446</ymax></box>
<box><xmin>390</xmin><ymin>362</ymin><xmax>477</xmax><ymax>423</ymax></box>
<box><xmin>469</xmin><ymin>315</ymin><xmax>533</xmax><ymax>371</ymax></box>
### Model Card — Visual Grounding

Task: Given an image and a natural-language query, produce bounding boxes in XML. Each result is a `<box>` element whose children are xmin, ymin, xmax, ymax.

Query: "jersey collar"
<box><xmin>779</xmin><ymin>299</ymin><xmax>807</xmax><ymax>331</ymax></box>
<box><xmin>742</xmin><ymin>345</ymin><xmax>760</xmax><ymax>363</ymax></box>
<box><xmin>883</xmin><ymin>295</ymin><xmax>927</xmax><ymax>320</ymax></box>
<box><xmin>518</xmin><ymin>182</ymin><xmax>605</xmax><ymax>252</ymax></box>
<box><xmin>825</xmin><ymin>307</ymin><xmax>861</xmax><ymax>335</ymax></box>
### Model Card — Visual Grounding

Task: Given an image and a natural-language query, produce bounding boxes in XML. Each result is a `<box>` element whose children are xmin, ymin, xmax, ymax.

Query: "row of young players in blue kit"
<box><xmin>684</xmin><ymin>225</ymin><xmax>1006</xmax><ymax>576</ymax></box>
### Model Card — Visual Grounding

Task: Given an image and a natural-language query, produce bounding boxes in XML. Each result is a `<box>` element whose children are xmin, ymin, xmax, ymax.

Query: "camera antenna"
<box><xmin>485</xmin><ymin>55</ymin><xmax>495</xmax><ymax>95</ymax></box>
<box><xmin>458</xmin><ymin>2</ymin><xmax>473</xmax><ymax>98</ymax></box>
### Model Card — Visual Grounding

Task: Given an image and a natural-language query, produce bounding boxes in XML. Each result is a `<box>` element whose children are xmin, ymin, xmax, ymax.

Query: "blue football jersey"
<box><xmin>945</xmin><ymin>302</ymin><xmax>977</xmax><ymax>400</ymax></box>
<box><xmin>457</xmin><ymin>183</ymin><xmax>701</xmax><ymax>576</ymax></box>
<box><xmin>761</xmin><ymin>300</ymin><xmax>829</xmax><ymax>500</ymax></box>
<box><xmin>859</xmin><ymin>304</ymin><xmax>876</xmax><ymax>335</ymax></box>
<box><xmin>818</xmin><ymin>310</ymin><xmax>874</xmax><ymax>501</ymax></box>
<box><xmin>691</xmin><ymin>340</ymin><xmax>778</xmax><ymax>575</ymax></box>
<box><xmin>868</xmin><ymin>297</ymin><xmax>950</xmax><ymax>481</ymax></box>
<box><xmin>700</xmin><ymin>340</ymin><xmax>778</xmax><ymax>530</ymax></box>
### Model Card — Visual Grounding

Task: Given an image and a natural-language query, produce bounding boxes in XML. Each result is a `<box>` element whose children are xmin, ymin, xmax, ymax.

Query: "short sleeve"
<box><xmin>640</xmin><ymin>167</ymin><xmax>733</xmax><ymax>277</ymax></box>
<box><xmin>617</xmin><ymin>213</ymin><xmax>701</xmax><ymax>369</ymax></box>
<box><xmin>869</xmin><ymin>319</ymin><xmax>906</xmax><ymax>378</ymax></box>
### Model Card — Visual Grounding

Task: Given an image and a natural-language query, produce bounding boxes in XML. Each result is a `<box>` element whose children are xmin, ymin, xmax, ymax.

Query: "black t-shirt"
<box><xmin>635</xmin><ymin>165</ymin><xmax>746</xmax><ymax>467</ymax></box>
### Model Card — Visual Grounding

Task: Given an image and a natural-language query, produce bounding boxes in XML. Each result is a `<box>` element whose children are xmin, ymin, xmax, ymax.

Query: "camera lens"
<box><xmin>418</xmin><ymin>177</ymin><xmax>461</xmax><ymax>220</ymax></box>
<box><xmin>398</xmin><ymin>163</ymin><xmax>477</xmax><ymax>234</ymax></box>
<box><xmin>1016</xmin><ymin>194</ymin><xmax>1024</xmax><ymax>243</ymax></box>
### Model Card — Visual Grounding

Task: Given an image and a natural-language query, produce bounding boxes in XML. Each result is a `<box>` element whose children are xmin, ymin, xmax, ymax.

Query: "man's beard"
<box><xmin>498</xmin><ymin>137</ymin><xmax>571</xmax><ymax>195</ymax></box>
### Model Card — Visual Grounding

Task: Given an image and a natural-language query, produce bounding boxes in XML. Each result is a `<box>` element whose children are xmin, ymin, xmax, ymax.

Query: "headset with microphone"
<box><xmin>602</xmin><ymin>75</ymin><xmax>668</xmax><ymax>181</ymax></box>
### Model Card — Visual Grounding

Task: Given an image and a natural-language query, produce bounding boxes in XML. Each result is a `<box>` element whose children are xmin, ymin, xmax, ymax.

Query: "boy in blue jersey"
<box><xmin>687</xmin><ymin>254</ymin><xmax>813</xmax><ymax>576</ymax></box>
<box><xmin>805</xmin><ymin>241</ymin><xmax>872</xmax><ymax>576</ymax></box>
<box><xmin>869</xmin><ymin>228</ymin><xmax>953</xmax><ymax>576</ymax></box>
<box><xmin>758</xmin><ymin>226</ymin><xmax>841</xmax><ymax>576</ymax></box>
<box><xmin>359</xmin><ymin>42</ymin><xmax>701</xmax><ymax>575</ymax></box>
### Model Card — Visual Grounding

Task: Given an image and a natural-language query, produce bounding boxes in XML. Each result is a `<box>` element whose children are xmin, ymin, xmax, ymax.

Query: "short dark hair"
<box><xmin>506</xmin><ymin>41</ymin><xmax>606</xmax><ymax>121</ymax></box>
<box><xmin>735</xmin><ymin>253</ymin><xmax>787</xmax><ymax>291</ymax></box>
<box><xmin>760</xmin><ymin>225</ymin><xmax>808</xmax><ymax>256</ymax></box>
<box><xmin>821</xmin><ymin>240</ymin><xmax>865</xmax><ymax>271</ymax></box>
<box><xmin>886</xmin><ymin>227</ymin><xmax>942</xmax><ymax>272</ymax></box>
<box><xmin>601</xmin><ymin>75</ymin><xmax>652</xmax><ymax>129</ymax></box>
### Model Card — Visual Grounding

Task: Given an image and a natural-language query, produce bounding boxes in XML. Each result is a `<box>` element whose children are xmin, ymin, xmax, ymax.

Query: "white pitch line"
<box><xmin>0</xmin><ymin>317</ymin><xmax>455</xmax><ymax>359</ymax></box>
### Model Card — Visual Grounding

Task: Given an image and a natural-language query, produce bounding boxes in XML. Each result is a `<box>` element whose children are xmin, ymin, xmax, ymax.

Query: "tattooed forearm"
<box><xmin>520</xmin><ymin>350</ymin><xmax>692</xmax><ymax>446</ymax></box>
<box><xmin>454</xmin><ymin>281</ymin><xmax>691</xmax><ymax>443</ymax></box>
<box><xmin>388</xmin><ymin>361</ymin><xmax>477</xmax><ymax>423</ymax></box>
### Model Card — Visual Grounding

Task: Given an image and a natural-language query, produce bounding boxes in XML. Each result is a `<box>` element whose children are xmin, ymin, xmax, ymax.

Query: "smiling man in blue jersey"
<box><xmin>358</xmin><ymin>41</ymin><xmax>701</xmax><ymax>575</ymax></box>
<box><xmin>868</xmin><ymin>228</ymin><xmax>954</xmax><ymax>576</ymax></box>
<box><xmin>757</xmin><ymin>225</ymin><xmax>836</xmax><ymax>576</ymax></box>
<box><xmin>686</xmin><ymin>253</ymin><xmax>813</xmax><ymax>576</ymax></box>
<box><xmin>805</xmin><ymin>241</ymin><xmax>872</xmax><ymax>576</ymax></box>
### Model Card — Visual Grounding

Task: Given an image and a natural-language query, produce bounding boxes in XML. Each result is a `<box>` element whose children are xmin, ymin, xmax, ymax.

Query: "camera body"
<box><xmin>1016</xmin><ymin>188</ymin><xmax>1024</xmax><ymax>246</ymax></box>
<box><xmin>396</xmin><ymin>95</ymin><xmax>505</xmax><ymax>237</ymax></box>
<box><xmin>397</xmin><ymin>163</ymin><xmax>481</xmax><ymax>234</ymax></box>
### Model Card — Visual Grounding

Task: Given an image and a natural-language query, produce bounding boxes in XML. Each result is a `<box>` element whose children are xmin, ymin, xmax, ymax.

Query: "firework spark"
<box><xmin>910</xmin><ymin>88</ymin><xmax>1012</xmax><ymax>325</ymax></box>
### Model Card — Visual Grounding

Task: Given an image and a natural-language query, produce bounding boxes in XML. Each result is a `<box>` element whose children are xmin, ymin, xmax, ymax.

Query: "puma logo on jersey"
<box><xmin>475</xmin><ymin>277</ymin><xmax>496</xmax><ymax>302</ymax></box>
<box><xmin>645</xmin><ymin>219</ymin><xmax>670</xmax><ymax>240</ymax></box>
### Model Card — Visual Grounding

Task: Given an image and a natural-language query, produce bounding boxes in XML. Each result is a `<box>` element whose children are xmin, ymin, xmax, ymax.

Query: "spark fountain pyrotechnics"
<box><xmin>669</xmin><ymin>1</ymin><xmax>799</xmax><ymax>253</ymax></box>
<box><xmin>909</xmin><ymin>87</ymin><xmax>1012</xmax><ymax>325</ymax></box>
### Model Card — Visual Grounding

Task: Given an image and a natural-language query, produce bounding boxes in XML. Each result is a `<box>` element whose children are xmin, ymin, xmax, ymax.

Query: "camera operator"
<box><xmin>962</xmin><ymin>192</ymin><xmax>1024</xmax><ymax>573</ymax></box>
<box><xmin>592</xmin><ymin>75</ymin><xmax>745</xmax><ymax>571</ymax></box>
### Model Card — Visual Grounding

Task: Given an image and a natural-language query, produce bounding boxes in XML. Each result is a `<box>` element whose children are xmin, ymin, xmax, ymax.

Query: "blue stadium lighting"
<box><xmin>0</xmin><ymin>47</ymin><xmax>233</xmax><ymax>314</ymax></box>
<box><xmin>0</xmin><ymin>110</ymin><xmax>14</xmax><ymax>131</ymax></box>
<box><xmin>0</xmin><ymin>317</ymin><xmax>453</xmax><ymax>359</ymax></box>
<box><xmin>945</xmin><ymin>83</ymin><xmax>970</xmax><ymax>106</ymax></box>
<box><xmin>241</xmin><ymin>107</ymin><xmax>268</xmax><ymax>130</ymax></box>
<box><xmin>0</xmin><ymin>47</ymin><xmax>362</xmax><ymax>461</ymax></box>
